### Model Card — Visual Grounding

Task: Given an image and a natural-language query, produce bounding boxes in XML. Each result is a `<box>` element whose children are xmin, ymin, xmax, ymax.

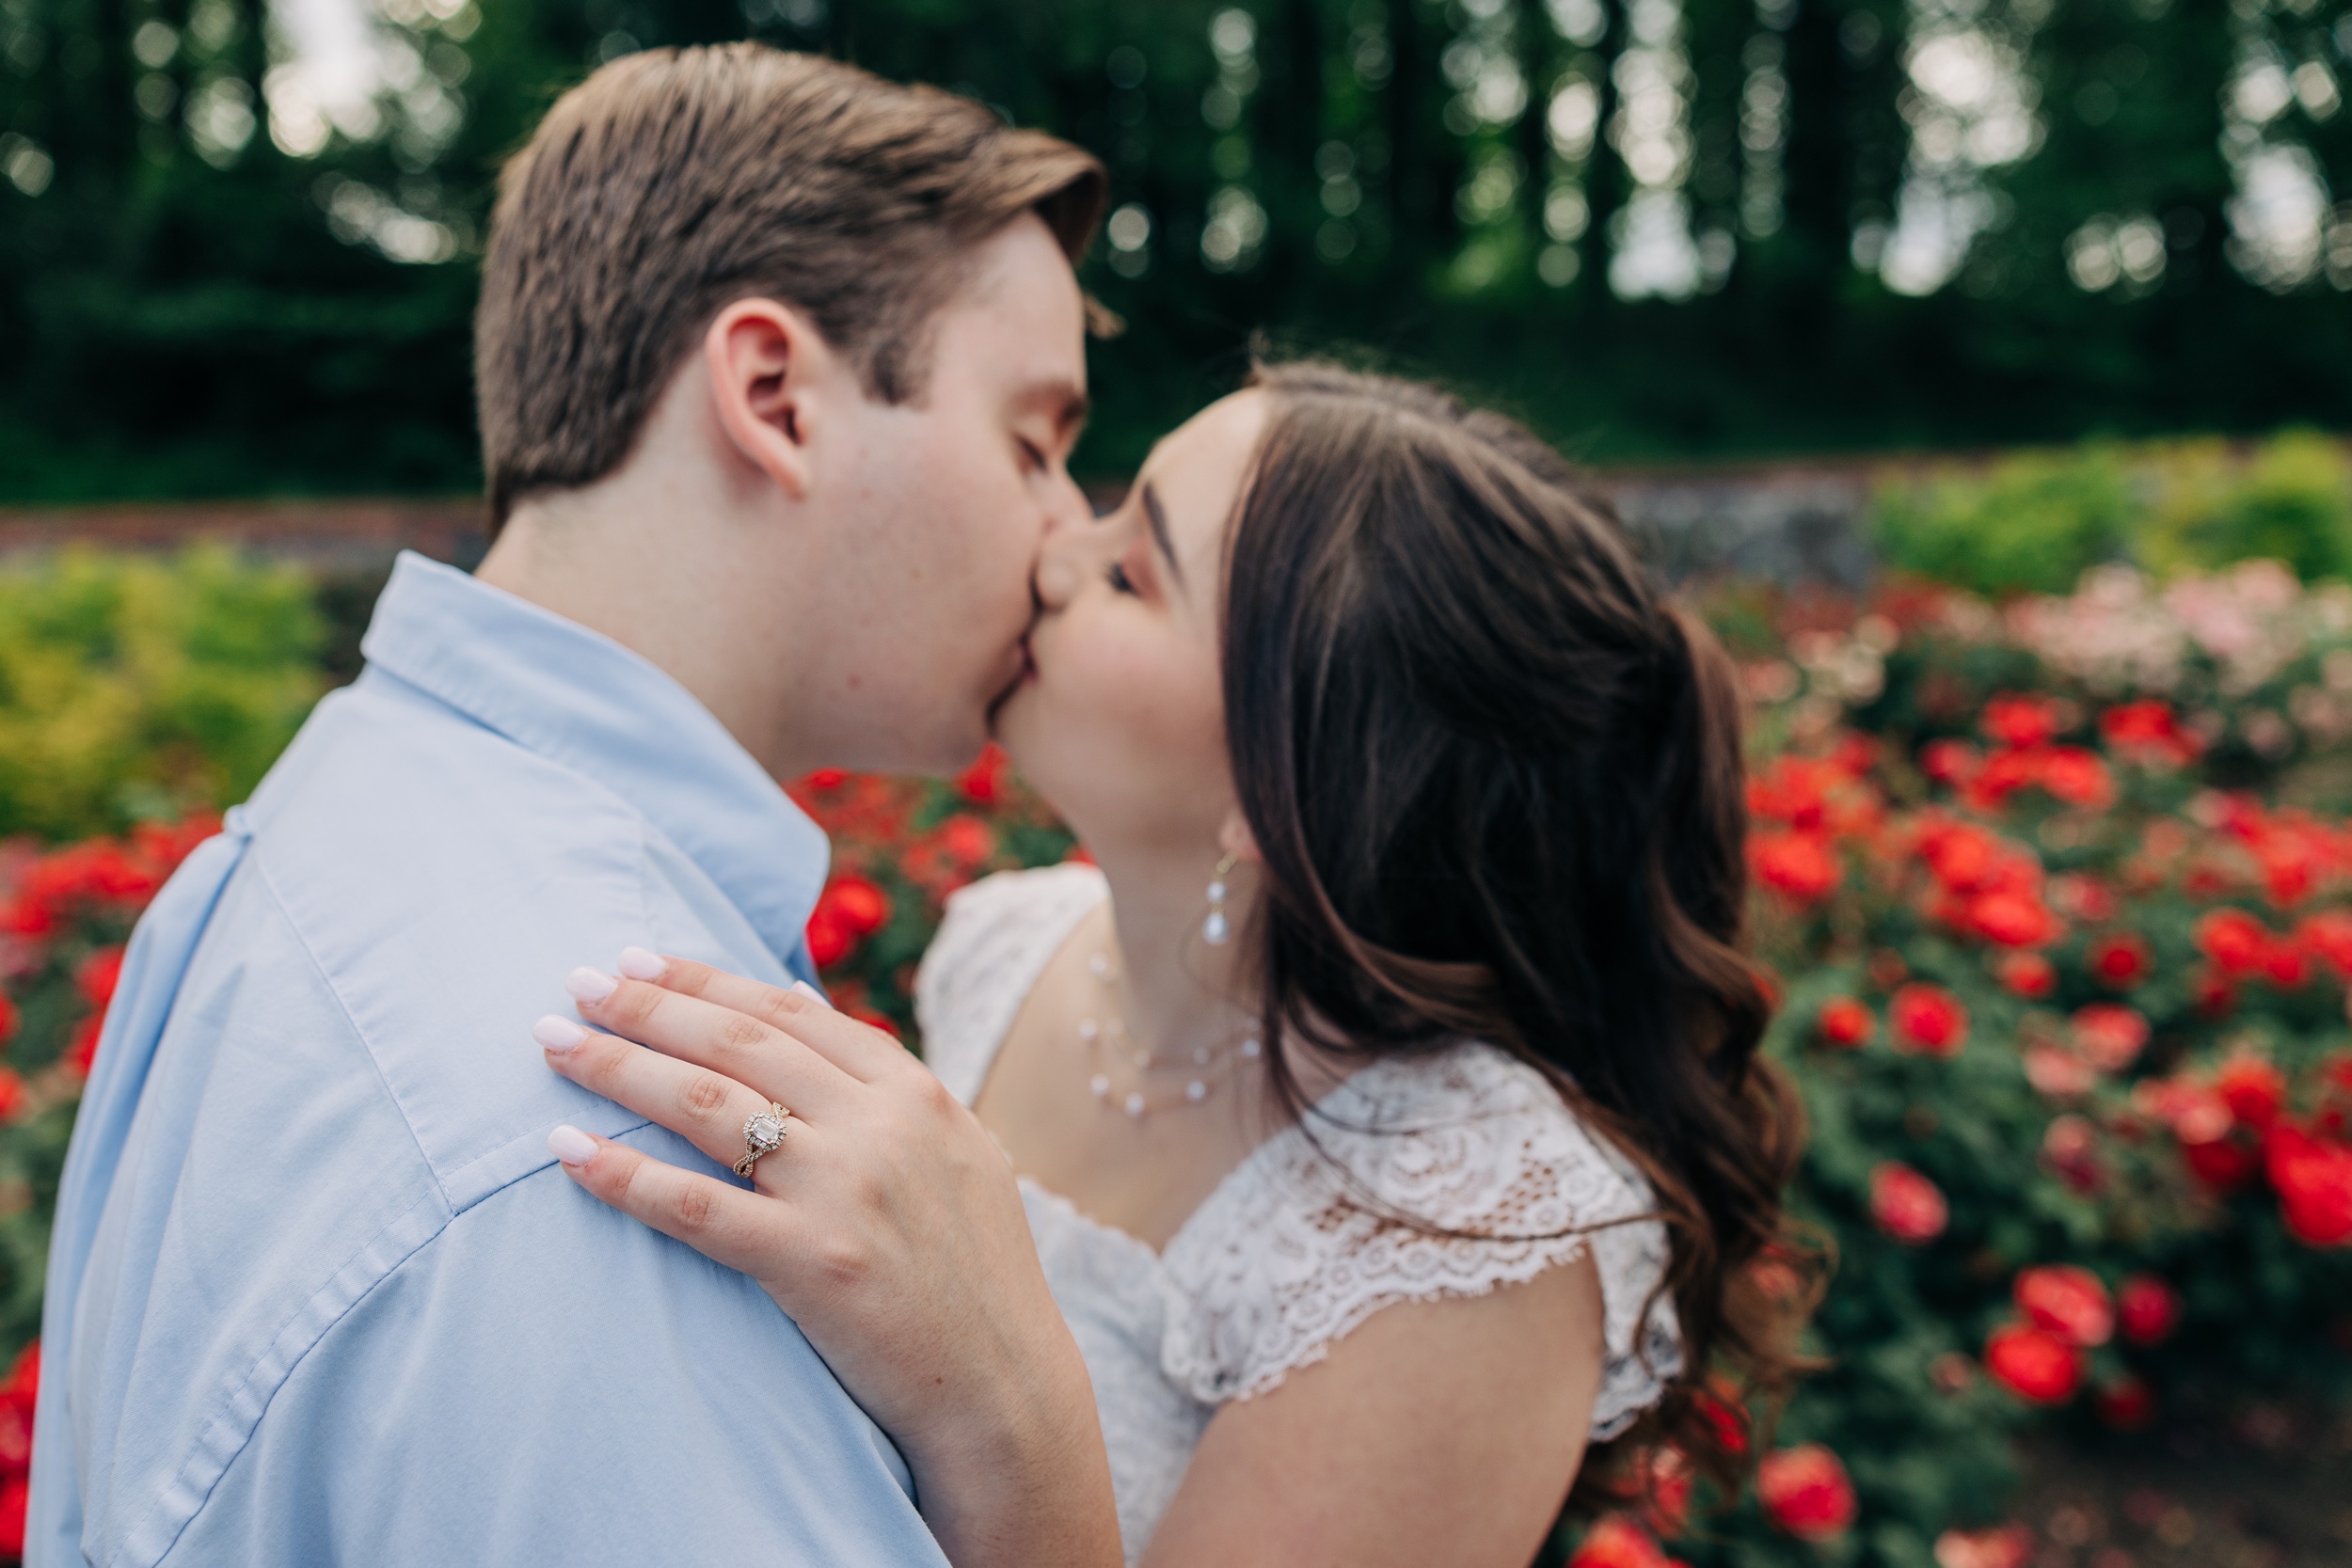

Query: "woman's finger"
<box><xmin>545</xmin><ymin>1123</ymin><xmax>793</xmax><ymax>1278</ymax></box>
<box><xmin>619</xmin><ymin>949</ymin><xmax>908</xmax><ymax>1084</ymax></box>
<box><xmin>563</xmin><ymin>968</ymin><xmax>857</xmax><ymax>1114</ymax></box>
<box><xmin>536</xmin><ymin>1013</ymin><xmax>804</xmax><ymax>1178</ymax></box>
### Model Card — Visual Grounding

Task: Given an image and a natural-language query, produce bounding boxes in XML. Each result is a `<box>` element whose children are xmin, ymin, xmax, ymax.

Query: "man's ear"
<box><xmin>703</xmin><ymin>298</ymin><xmax>836</xmax><ymax>500</ymax></box>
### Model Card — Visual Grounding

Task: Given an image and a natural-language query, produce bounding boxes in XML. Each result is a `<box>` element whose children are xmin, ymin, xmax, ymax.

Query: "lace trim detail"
<box><xmin>914</xmin><ymin>867</ymin><xmax>1681</xmax><ymax>1441</ymax></box>
<box><xmin>914</xmin><ymin>863</ymin><xmax>1106</xmax><ymax>1102</ymax></box>
<box><xmin>1156</xmin><ymin>1043</ymin><xmax>1681</xmax><ymax>1434</ymax></box>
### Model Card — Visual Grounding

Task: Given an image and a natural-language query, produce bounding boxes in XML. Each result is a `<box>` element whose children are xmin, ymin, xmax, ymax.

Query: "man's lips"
<box><xmin>985</xmin><ymin>635</ymin><xmax>1038</xmax><ymax>727</ymax></box>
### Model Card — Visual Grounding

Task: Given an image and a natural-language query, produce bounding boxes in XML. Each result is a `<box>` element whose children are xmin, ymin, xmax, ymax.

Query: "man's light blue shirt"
<box><xmin>26</xmin><ymin>553</ymin><xmax>949</xmax><ymax>1568</ymax></box>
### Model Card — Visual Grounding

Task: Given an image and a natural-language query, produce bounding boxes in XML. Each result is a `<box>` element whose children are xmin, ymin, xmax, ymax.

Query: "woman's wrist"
<box><xmin>902</xmin><ymin>1340</ymin><xmax>1120</xmax><ymax>1568</ymax></box>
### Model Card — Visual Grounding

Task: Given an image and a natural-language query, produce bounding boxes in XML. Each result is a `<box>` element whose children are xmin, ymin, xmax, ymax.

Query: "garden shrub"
<box><xmin>1869</xmin><ymin>449</ymin><xmax>2135</xmax><ymax>599</ymax></box>
<box><xmin>0</xmin><ymin>547</ymin><xmax>325</xmax><ymax>842</ymax></box>
<box><xmin>2138</xmin><ymin>432</ymin><xmax>2352</xmax><ymax>587</ymax></box>
<box><xmin>1870</xmin><ymin>434</ymin><xmax>2352</xmax><ymax>599</ymax></box>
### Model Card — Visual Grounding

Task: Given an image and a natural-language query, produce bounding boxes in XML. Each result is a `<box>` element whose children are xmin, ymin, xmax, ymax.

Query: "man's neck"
<box><xmin>475</xmin><ymin>477</ymin><xmax>813</xmax><ymax>779</ymax></box>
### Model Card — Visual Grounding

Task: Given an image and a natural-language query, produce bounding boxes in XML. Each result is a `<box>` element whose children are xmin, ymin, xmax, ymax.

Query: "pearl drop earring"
<box><xmin>1202</xmin><ymin>853</ymin><xmax>1237</xmax><ymax>946</ymax></box>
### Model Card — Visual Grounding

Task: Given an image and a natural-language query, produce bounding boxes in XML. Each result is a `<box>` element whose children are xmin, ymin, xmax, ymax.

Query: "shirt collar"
<box><xmin>358</xmin><ymin>551</ymin><xmax>828</xmax><ymax>966</ymax></box>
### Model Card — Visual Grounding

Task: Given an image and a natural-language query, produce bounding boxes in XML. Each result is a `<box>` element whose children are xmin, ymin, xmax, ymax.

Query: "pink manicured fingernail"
<box><xmin>533</xmin><ymin>1015</ymin><xmax>588</xmax><ymax>1053</ymax></box>
<box><xmin>617</xmin><ymin>946</ymin><xmax>665</xmax><ymax>981</ymax></box>
<box><xmin>564</xmin><ymin>967</ymin><xmax>617</xmax><ymax>1003</ymax></box>
<box><xmin>791</xmin><ymin>981</ymin><xmax>831</xmax><ymax>1006</ymax></box>
<box><xmin>547</xmin><ymin>1125</ymin><xmax>597</xmax><ymax>1164</ymax></box>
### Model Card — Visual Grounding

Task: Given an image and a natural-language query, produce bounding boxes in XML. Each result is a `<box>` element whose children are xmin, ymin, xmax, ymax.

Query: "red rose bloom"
<box><xmin>2087</xmin><ymin>931</ymin><xmax>2152</xmax><ymax>989</ymax></box>
<box><xmin>1984</xmin><ymin>1321</ymin><xmax>2086</xmax><ymax>1403</ymax></box>
<box><xmin>2041</xmin><ymin>1115</ymin><xmax>2103</xmax><ymax>1193</ymax></box>
<box><xmin>1967</xmin><ymin>892</ymin><xmax>2061</xmax><ymax>948</ymax></box>
<box><xmin>2296</xmin><ymin>910</ymin><xmax>2352</xmax><ymax>978</ymax></box>
<box><xmin>2093</xmin><ymin>1374</ymin><xmax>2157</xmax><ymax>1431</ymax></box>
<box><xmin>952</xmin><ymin>743</ymin><xmax>1009</xmax><ymax>806</ymax></box>
<box><xmin>1983</xmin><ymin>694</ymin><xmax>2061</xmax><ymax>749</ymax></box>
<box><xmin>1995</xmin><ymin>952</ymin><xmax>2056</xmax><ymax>999</ymax></box>
<box><xmin>1757</xmin><ymin>1444</ymin><xmax>1857</xmax><ymax>1543</ymax></box>
<box><xmin>2069</xmin><ymin>1004</ymin><xmax>2150</xmax><ymax>1072</ymax></box>
<box><xmin>2185</xmin><ymin>1135</ymin><xmax>2261</xmax><ymax>1191</ymax></box>
<box><xmin>1692</xmin><ymin>1386</ymin><xmax>1750</xmax><ymax>1456</ymax></box>
<box><xmin>1920</xmin><ymin>739</ymin><xmax>1979</xmax><ymax>786</ymax></box>
<box><xmin>1816</xmin><ymin>996</ymin><xmax>1875</xmax><ymax>1048</ymax></box>
<box><xmin>0</xmin><ymin>1069</ymin><xmax>23</xmax><ymax>1123</ymax></box>
<box><xmin>0</xmin><ymin>993</ymin><xmax>16</xmax><ymax>1047</ymax></box>
<box><xmin>1890</xmin><ymin>983</ymin><xmax>1969</xmax><ymax>1056</ymax></box>
<box><xmin>938</xmin><ymin>816</ymin><xmax>996</xmax><ymax>867</ymax></box>
<box><xmin>64</xmin><ymin>1015</ymin><xmax>103</xmax><ymax>1079</ymax></box>
<box><xmin>2102</xmin><ymin>698</ymin><xmax>2196</xmax><ymax>760</ymax></box>
<box><xmin>0</xmin><ymin>1473</ymin><xmax>25</xmax><ymax>1560</ymax></box>
<box><xmin>2117</xmin><ymin>1274</ymin><xmax>2183</xmax><ymax>1345</ymax></box>
<box><xmin>2039</xmin><ymin>746</ymin><xmax>2116</xmax><ymax>809</ymax></box>
<box><xmin>1919</xmin><ymin>822</ymin><xmax>1998</xmax><ymax>892</ymax></box>
<box><xmin>818</xmin><ymin>875</ymin><xmax>892</xmax><ymax>940</ymax></box>
<box><xmin>2194</xmin><ymin>909</ymin><xmax>2273</xmax><ymax>977</ymax></box>
<box><xmin>2265</xmin><ymin>1124</ymin><xmax>2352</xmax><ymax>1246</ymax></box>
<box><xmin>75</xmin><ymin>946</ymin><xmax>125</xmax><ymax>1009</ymax></box>
<box><xmin>1750</xmin><ymin>832</ymin><xmax>1841</xmax><ymax>902</ymax></box>
<box><xmin>2216</xmin><ymin>1055</ymin><xmax>2286</xmax><ymax>1129</ymax></box>
<box><xmin>2013</xmin><ymin>1265</ymin><xmax>2114</xmax><ymax>1346</ymax></box>
<box><xmin>1869</xmin><ymin>1162</ymin><xmax>1949</xmax><ymax>1243</ymax></box>
<box><xmin>1569</xmin><ymin>1515</ymin><xmax>1676</xmax><ymax>1568</ymax></box>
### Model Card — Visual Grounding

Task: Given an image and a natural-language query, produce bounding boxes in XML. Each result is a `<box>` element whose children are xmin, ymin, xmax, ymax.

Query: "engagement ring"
<box><xmin>733</xmin><ymin>1102</ymin><xmax>790</xmax><ymax>1179</ymax></box>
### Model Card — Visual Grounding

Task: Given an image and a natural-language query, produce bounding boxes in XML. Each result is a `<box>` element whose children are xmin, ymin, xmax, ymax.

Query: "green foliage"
<box><xmin>1871</xmin><ymin>449</ymin><xmax>2136</xmax><ymax>597</ymax></box>
<box><xmin>2140</xmin><ymin>432</ymin><xmax>2352</xmax><ymax>584</ymax></box>
<box><xmin>0</xmin><ymin>546</ymin><xmax>325</xmax><ymax>840</ymax></box>
<box><xmin>1872</xmin><ymin>434</ymin><xmax>2352</xmax><ymax>598</ymax></box>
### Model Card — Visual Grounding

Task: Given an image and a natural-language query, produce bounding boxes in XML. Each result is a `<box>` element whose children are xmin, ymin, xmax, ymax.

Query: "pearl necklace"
<box><xmin>1078</xmin><ymin>950</ymin><xmax>1263</xmax><ymax>1120</ymax></box>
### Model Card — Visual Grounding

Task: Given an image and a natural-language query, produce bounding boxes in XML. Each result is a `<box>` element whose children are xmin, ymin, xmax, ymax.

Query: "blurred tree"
<box><xmin>0</xmin><ymin>0</ymin><xmax>2346</xmax><ymax>500</ymax></box>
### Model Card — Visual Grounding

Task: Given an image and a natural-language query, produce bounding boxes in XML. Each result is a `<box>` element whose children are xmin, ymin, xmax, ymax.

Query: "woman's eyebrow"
<box><xmin>1141</xmin><ymin>482</ymin><xmax>1185</xmax><ymax>590</ymax></box>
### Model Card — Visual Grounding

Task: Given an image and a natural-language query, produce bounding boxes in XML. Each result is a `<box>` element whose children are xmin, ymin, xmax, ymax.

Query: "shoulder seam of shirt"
<box><xmin>116</xmin><ymin>1151</ymin><xmax>626</xmax><ymax>1568</ymax></box>
<box><xmin>104</xmin><ymin>1179</ymin><xmax>454</xmax><ymax>1568</ymax></box>
<box><xmin>246</xmin><ymin>835</ymin><xmax>449</xmax><ymax>1213</ymax></box>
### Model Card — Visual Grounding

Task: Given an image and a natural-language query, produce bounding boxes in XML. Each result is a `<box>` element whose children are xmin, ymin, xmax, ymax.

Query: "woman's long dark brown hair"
<box><xmin>1222</xmin><ymin>361</ymin><xmax>1813</xmax><ymax>1506</ymax></box>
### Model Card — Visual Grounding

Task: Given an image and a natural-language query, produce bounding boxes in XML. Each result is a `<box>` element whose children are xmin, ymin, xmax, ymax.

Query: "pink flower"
<box><xmin>1869</xmin><ymin>1163</ymin><xmax>1948</xmax><ymax>1243</ymax></box>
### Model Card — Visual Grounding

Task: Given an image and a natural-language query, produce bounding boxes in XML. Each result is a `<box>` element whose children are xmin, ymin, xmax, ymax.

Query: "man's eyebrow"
<box><xmin>1014</xmin><ymin>377</ymin><xmax>1090</xmax><ymax>436</ymax></box>
<box><xmin>1141</xmin><ymin>481</ymin><xmax>1184</xmax><ymax>589</ymax></box>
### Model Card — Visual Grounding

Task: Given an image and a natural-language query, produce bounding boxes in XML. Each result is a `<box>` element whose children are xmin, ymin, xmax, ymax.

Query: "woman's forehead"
<box><xmin>1144</xmin><ymin>391</ymin><xmax>1267</xmax><ymax>547</ymax></box>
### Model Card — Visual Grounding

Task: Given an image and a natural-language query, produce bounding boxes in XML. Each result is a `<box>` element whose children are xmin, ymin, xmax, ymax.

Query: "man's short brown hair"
<box><xmin>475</xmin><ymin>43</ymin><xmax>1106</xmax><ymax>520</ymax></box>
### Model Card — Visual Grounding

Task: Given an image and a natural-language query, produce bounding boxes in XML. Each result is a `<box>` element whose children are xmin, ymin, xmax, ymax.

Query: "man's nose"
<box><xmin>1043</xmin><ymin>467</ymin><xmax>1093</xmax><ymax>540</ymax></box>
<box><xmin>1034</xmin><ymin>524</ymin><xmax>1086</xmax><ymax>610</ymax></box>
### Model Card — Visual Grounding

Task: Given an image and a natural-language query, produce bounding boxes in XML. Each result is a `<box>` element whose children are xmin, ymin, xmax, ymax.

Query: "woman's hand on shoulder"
<box><xmin>536</xmin><ymin>951</ymin><xmax>1120</xmax><ymax>1568</ymax></box>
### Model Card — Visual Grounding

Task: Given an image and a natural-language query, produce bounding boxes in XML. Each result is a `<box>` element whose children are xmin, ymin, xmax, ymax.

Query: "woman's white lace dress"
<box><xmin>915</xmin><ymin>864</ymin><xmax>1682</xmax><ymax>1561</ymax></box>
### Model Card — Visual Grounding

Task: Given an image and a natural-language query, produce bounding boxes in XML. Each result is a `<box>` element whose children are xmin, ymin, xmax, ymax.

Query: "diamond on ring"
<box><xmin>733</xmin><ymin>1102</ymin><xmax>790</xmax><ymax>1179</ymax></box>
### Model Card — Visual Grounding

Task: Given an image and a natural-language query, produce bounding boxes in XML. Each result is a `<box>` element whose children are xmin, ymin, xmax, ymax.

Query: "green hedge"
<box><xmin>1871</xmin><ymin>434</ymin><xmax>2352</xmax><ymax>599</ymax></box>
<box><xmin>0</xmin><ymin>546</ymin><xmax>325</xmax><ymax>842</ymax></box>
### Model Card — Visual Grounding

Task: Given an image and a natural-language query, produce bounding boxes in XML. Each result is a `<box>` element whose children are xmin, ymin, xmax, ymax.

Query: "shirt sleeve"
<box><xmin>166</xmin><ymin>1122</ymin><xmax>949</xmax><ymax>1568</ymax></box>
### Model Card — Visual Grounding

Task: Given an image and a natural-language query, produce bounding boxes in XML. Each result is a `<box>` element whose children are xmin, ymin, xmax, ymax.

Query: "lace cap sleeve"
<box><xmin>914</xmin><ymin>863</ymin><xmax>1106</xmax><ymax>1105</ymax></box>
<box><xmin>1156</xmin><ymin>1043</ymin><xmax>1683</xmax><ymax>1438</ymax></box>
